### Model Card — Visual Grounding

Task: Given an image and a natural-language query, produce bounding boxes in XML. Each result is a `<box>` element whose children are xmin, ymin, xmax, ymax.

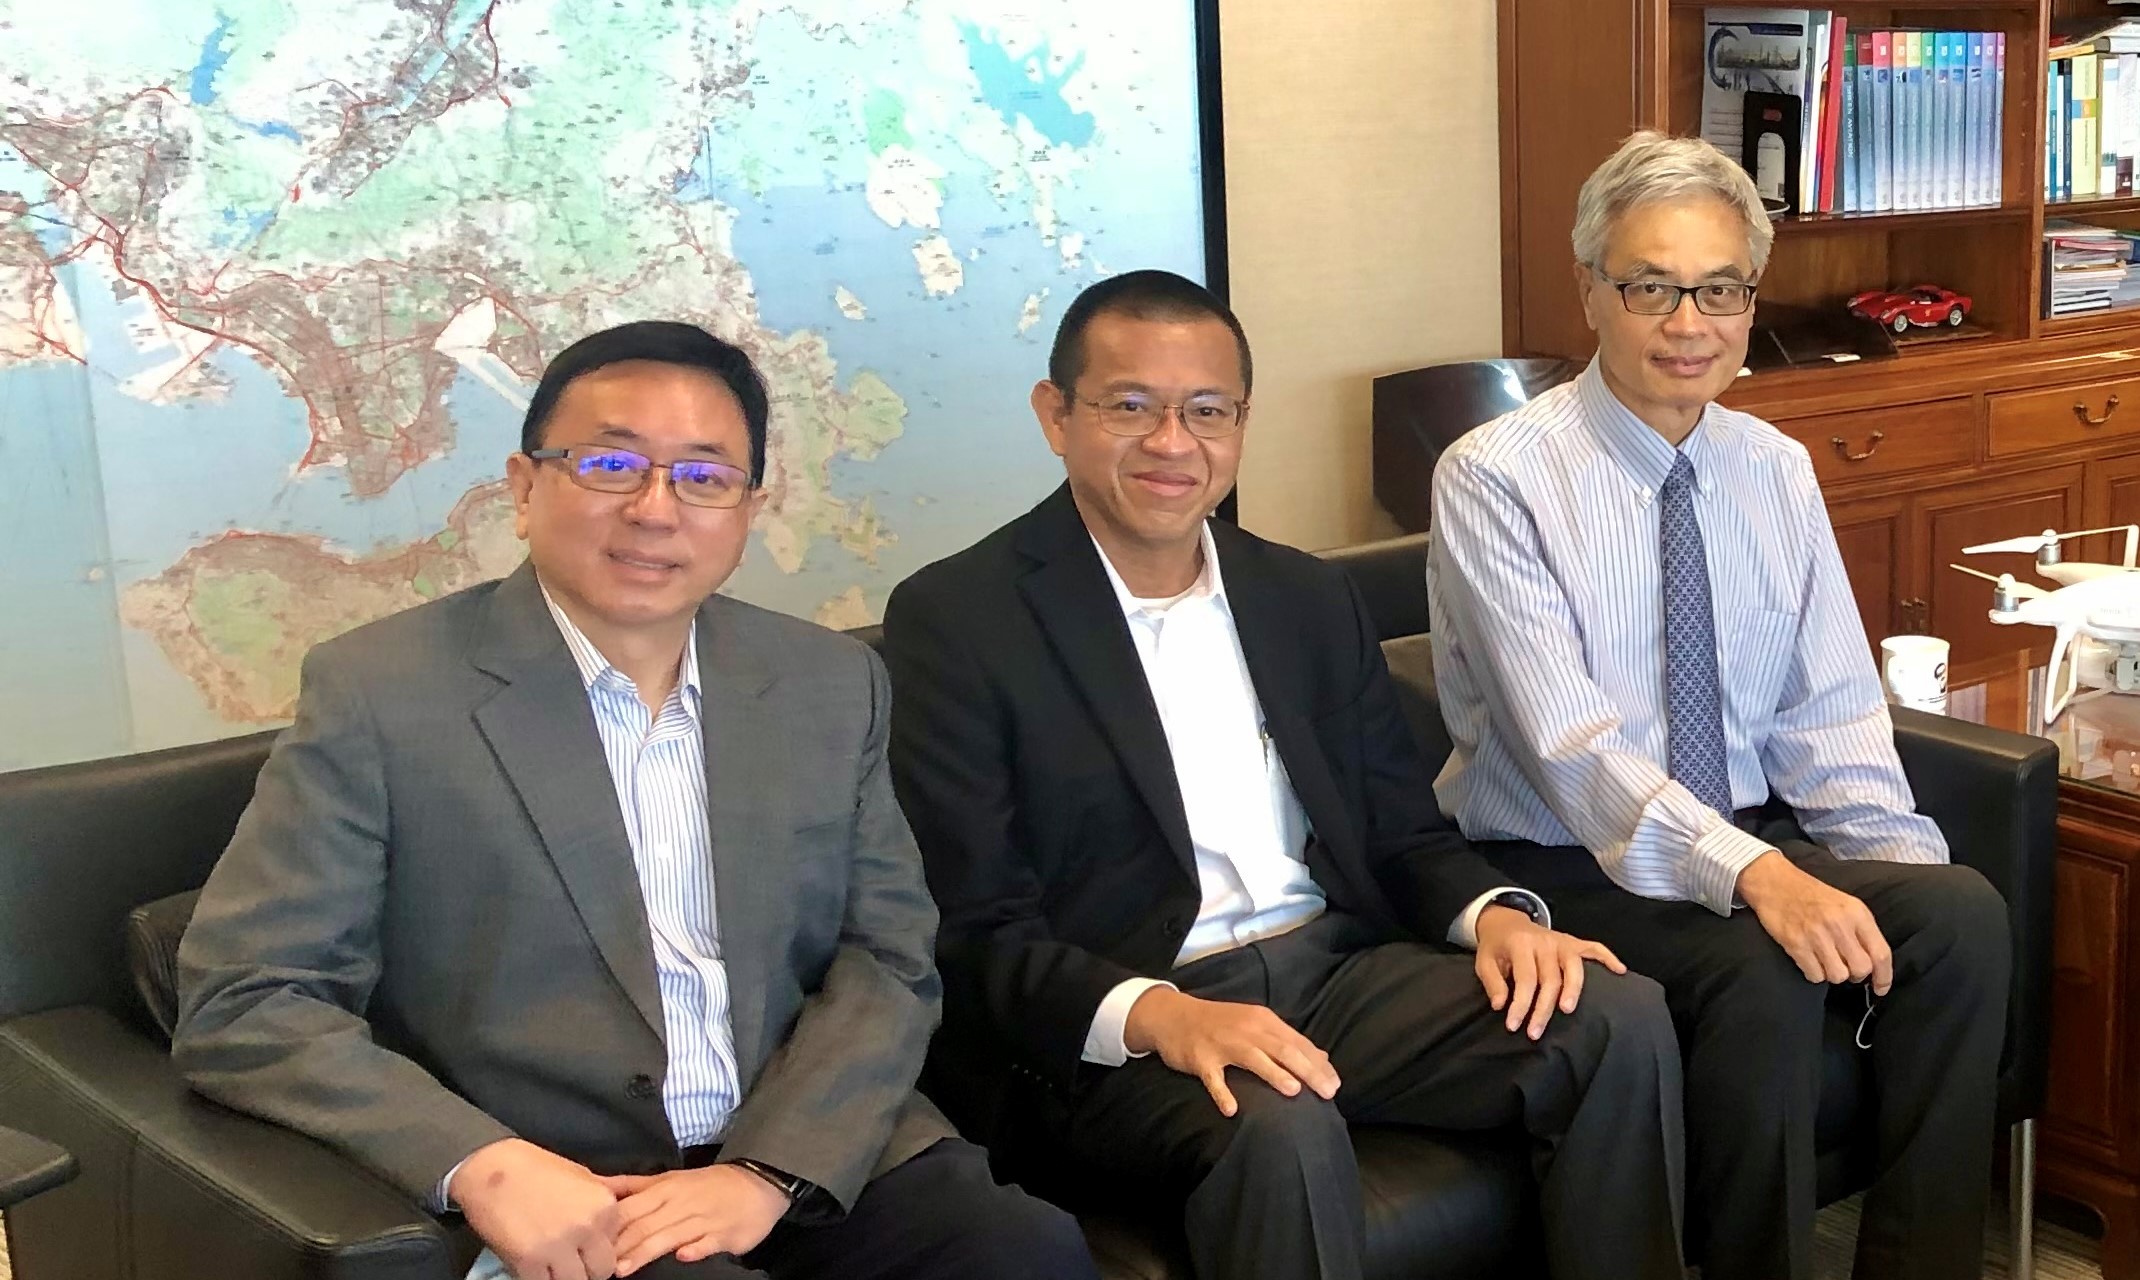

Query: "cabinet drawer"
<box><xmin>1773</xmin><ymin>397</ymin><xmax>1976</xmax><ymax>487</ymax></box>
<box><xmin>1987</xmin><ymin>376</ymin><xmax>2140</xmax><ymax>457</ymax></box>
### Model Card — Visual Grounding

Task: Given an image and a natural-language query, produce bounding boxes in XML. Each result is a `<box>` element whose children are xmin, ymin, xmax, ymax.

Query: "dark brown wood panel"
<box><xmin>2046</xmin><ymin>850</ymin><xmax>2131</xmax><ymax>1154</ymax></box>
<box><xmin>2078</xmin><ymin>452</ymin><xmax>2140</xmax><ymax>567</ymax></box>
<box><xmin>1506</xmin><ymin>0</ymin><xmax>1634</xmax><ymax>362</ymax></box>
<box><xmin>1826</xmin><ymin>494</ymin><xmax>1909</xmax><ymax>647</ymax></box>
<box><xmin>1917</xmin><ymin>466</ymin><xmax>2083</xmax><ymax>665</ymax></box>
<box><xmin>1775</xmin><ymin>397</ymin><xmax>1977</xmax><ymax>489</ymax></box>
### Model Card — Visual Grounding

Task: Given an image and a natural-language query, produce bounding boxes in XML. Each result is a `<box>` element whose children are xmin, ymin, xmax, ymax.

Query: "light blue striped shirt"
<box><xmin>1426</xmin><ymin>360</ymin><xmax>1946</xmax><ymax>916</ymax></box>
<box><xmin>446</xmin><ymin>590</ymin><xmax>740</xmax><ymax>1245</ymax></box>
<box><xmin>541</xmin><ymin>588</ymin><xmax>741</xmax><ymax>1145</ymax></box>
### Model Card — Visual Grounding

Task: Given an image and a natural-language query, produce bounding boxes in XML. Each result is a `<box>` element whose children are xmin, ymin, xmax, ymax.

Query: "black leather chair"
<box><xmin>1371</xmin><ymin>358</ymin><xmax>1582</xmax><ymax>532</ymax></box>
<box><xmin>0</xmin><ymin>541</ymin><xmax>2057</xmax><ymax>1279</ymax></box>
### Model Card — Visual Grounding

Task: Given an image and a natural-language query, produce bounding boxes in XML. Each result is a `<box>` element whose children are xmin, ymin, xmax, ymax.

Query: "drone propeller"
<box><xmin>1963</xmin><ymin>526</ymin><xmax>2137</xmax><ymax>556</ymax></box>
<box><xmin>1946</xmin><ymin>564</ymin><xmax>2050</xmax><ymax>599</ymax></box>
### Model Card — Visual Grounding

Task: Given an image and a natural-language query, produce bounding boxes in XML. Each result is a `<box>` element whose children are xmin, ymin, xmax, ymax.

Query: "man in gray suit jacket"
<box><xmin>173</xmin><ymin>321</ymin><xmax>1095</xmax><ymax>1280</ymax></box>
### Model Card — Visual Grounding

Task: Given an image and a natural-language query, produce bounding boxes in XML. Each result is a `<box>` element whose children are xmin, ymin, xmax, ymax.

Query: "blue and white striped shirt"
<box><xmin>543</xmin><ymin>587</ymin><xmax>740</xmax><ymax>1145</ymax></box>
<box><xmin>1426</xmin><ymin>360</ymin><xmax>1946</xmax><ymax>916</ymax></box>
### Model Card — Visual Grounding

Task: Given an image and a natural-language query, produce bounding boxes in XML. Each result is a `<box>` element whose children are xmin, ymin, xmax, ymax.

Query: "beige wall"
<box><xmin>1221</xmin><ymin>0</ymin><xmax>1503</xmax><ymax>550</ymax></box>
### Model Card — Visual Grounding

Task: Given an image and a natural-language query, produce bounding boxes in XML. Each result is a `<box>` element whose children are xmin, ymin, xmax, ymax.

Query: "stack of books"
<box><xmin>2042</xmin><ymin>219</ymin><xmax>2140</xmax><ymax>316</ymax></box>
<box><xmin>1701</xmin><ymin>9</ymin><xmax>2006</xmax><ymax>216</ymax></box>
<box><xmin>2046</xmin><ymin>22</ymin><xmax>2140</xmax><ymax>199</ymax></box>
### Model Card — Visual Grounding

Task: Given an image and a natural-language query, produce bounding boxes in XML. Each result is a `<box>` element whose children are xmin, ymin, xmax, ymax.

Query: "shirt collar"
<box><xmin>1091</xmin><ymin>520</ymin><xmax>1227</xmax><ymax>618</ymax></box>
<box><xmin>538</xmin><ymin>579</ymin><xmax>701</xmax><ymax>714</ymax></box>
<box><xmin>1575</xmin><ymin>356</ymin><xmax>1721</xmax><ymax>503</ymax></box>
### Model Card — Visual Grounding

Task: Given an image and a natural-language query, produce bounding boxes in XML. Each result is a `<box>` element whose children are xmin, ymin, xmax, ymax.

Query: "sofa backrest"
<box><xmin>0</xmin><ymin>535</ymin><xmax>1445</xmax><ymax>1027</ymax></box>
<box><xmin>0</xmin><ymin>731</ymin><xmax>277</xmax><ymax>1023</ymax></box>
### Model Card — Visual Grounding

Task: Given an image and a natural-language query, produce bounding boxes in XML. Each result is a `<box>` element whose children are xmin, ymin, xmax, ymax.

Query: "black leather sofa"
<box><xmin>0</xmin><ymin>535</ymin><xmax>2057</xmax><ymax>1280</ymax></box>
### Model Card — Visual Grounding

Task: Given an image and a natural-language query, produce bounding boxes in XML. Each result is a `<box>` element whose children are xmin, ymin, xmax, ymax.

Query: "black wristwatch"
<box><xmin>1488</xmin><ymin>890</ymin><xmax>1547</xmax><ymax>925</ymax></box>
<box><xmin>730</xmin><ymin>1158</ymin><xmax>811</xmax><ymax>1203</ymax></box>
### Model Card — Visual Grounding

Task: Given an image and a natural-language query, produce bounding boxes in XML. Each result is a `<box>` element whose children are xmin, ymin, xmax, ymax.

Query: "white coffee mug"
<box><xmin>1880</xmin><ymin>635</ymin><xmax>1950</xmax><ymax>714</ymax></box>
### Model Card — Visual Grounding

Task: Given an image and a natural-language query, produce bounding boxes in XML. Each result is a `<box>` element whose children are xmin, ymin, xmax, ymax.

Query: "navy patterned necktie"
<box><xmin>1659</xmin><ymin>452</ymin><xmax>1734</xmax><ymax>818</ymax></box>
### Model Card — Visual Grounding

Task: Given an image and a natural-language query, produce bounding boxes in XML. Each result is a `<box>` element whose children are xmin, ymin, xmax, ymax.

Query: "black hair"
<box><xmin>1046</xmin><ymin>270</ymin><xmax>1252</xmax><ymax>397</ymax></box>
<box><xmin>519</xmin><ymin>320</ymin><xmax>769</xmax><ymax>486</ymax></box>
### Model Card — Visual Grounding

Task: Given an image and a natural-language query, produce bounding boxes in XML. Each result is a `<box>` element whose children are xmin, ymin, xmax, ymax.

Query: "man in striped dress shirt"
<box><xmin>1427</xmin><ymin>132</ymin><xmax>2009</xmax><ymax>1280</ymax></box>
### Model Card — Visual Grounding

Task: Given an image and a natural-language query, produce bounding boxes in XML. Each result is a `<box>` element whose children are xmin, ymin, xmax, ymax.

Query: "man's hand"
<box><xmin>1473</xmin><ymin>905</ymin><xmax>1628</xmax><ymax>1039</ymax></box>
<box><xmin>451</xmin><ymin>1138</ymin><xmax>621</xmax><ymax>1280</ymax></box>
<box><xmin>1736</xmin><ymin>850</ymin><xmax>1893</xmax><ymax>994</ymax></box>
<box><xmin>1122</xmin><ymin>986</ymin><xmax>1340</xmax><ymax>1117</ymax></box>
<box><xmin>598</xmin><ymin>1163</ymin><xmax>790</xmax><ymax>1276</ymax></box>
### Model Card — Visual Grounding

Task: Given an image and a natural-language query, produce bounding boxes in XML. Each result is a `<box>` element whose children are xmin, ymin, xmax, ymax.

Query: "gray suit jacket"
<box><xmin>172</xmin><ymin>563</ymin><xmax>953</xmax><ymax>1212</ymax></box>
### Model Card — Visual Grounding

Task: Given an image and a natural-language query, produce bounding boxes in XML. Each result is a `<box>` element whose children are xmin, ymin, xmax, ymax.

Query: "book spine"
<box><xmin>1926</xmin><ymin>32</ymin><xmax>1943</xmax><ymax>209</ymax></box>
<box><xmin>1901</xmin><ymin>32</ymin><xmax>1923</xmax><ymax>209</ymax></box>
<box><xmin>2078</xmin><ymin>52</ymin><xmax>2100</xmax><ymax>198</ymax></box>
<box><xmin>1822</xmin><ymin>16</ymin><xmax>1849</xmax><ymax>210</ymax></box>
<box><xmin>1855</xmin><ymin>33</ymin><xmax>1876</xmax><ymax>211</ymax></box>
<box><xmin>1842</xmin><ymin>37</ymin><xmax>1859</xmax><ymax>211</ymax></box>
<box><xmin>1802</xmin><ymin>13</ymin><xmax>1828</xmax><ymax>207</ymax></box>
<box><xmin>1938</xmin><ymin>32</ymin><xmax>1959</xmax><ymax>208</ymax></box>
<box><xmin>2114</xmin><ymin>51</ymin><xmax>2131</xmax><ymax>192</ymax></box>
<box><xmin>1992</xmin><ymin>32</ymin><xmax>2004</xmax><ymax>204</ymax></box>
<box><xmin>2104</xmin><ymin>54</ymin><xmax>2122</xmax><ymax>196</ymax></box>
<box><xmin>1873</xmin><ymin>31</ymin><xmax>1894</xmax><ymax>211</ymax></box>
<box><xmin>1966</xmin><ymin>32</ymin><xmax>1988</xmax><ymax>205</ymax></box>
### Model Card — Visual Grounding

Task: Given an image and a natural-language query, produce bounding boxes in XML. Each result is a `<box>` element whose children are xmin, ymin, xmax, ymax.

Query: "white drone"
<box><xmin>1951</xmin><ymin>524</ymin><xmax>2140</xmax><ymax>722</ymax></box>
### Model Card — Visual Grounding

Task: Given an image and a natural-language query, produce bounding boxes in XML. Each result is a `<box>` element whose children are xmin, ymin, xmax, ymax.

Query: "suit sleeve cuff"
<box><xmin>1689</xmin><ymin>822</ymin><xmax>1776</xmax><ymax>916</ymax></box>
<box><xmin>1082</xmin><ymin>977</ymin><xmax>1176</xmax><ymax>1066</ymax></box>
<box><xmin>1449</xmin><ymin>887</ymin><xmax>1551</xmax><ymax>949</ymax></box>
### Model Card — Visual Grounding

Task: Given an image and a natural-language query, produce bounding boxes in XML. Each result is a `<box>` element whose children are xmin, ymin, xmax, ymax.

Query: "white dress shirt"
<box><xmin>1081</xmin><ymin>524</ymin><xmax>1534</xmax><ymax>1066</ymax></box>
<box><xmin>444</xmin><ymin>586</ymin><xmax>741</xmax><ymax>1224</ymax></box>
<box><xmin>1427</xmin><ymin>359</ymin><xmax>1947</xmax><ymax>917</ymax></box>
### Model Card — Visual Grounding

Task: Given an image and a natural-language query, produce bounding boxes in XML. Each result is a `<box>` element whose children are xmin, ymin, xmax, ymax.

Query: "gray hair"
<box><xmin>1571</xmin><ymin>130</ymin><xmax>1774</xmax><ymax>275</ymax></box>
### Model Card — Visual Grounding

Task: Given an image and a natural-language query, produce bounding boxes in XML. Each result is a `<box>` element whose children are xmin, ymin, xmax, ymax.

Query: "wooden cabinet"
<box><xmin>2039</xmin><ymin>787</ymin><xmax>2140</xmax><ymax>1280</ymax></box>
<box><xmin>1825</xmin><ymin>494</ymin><xmax>1911</xmax><ymax>646</ymax></box>
<box><xmin>1917</xmin><ymin>467</ymin><xmax>2083</xmax><ymax>666</ymax></box>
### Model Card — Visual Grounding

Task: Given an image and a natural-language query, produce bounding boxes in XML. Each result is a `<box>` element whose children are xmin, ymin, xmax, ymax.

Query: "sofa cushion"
<box><xmin>1379</xmin><ymin>634</ymin><xmax>1452</xmax><ymax>773</ymax></box>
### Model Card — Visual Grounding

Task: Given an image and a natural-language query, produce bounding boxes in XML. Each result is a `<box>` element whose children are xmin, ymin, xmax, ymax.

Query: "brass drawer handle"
<box><xmin>1830</xmin><ymin>431</ymin><xmax>1885</xmax><ymax>462</ymax></box>
<box><xmin>2075</xmin><ymin>394</ymin><xmax>2122</xmax><ymax>426</ymax></box>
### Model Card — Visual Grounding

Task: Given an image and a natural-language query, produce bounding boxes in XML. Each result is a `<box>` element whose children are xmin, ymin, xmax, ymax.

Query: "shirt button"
<box><xmin>626</xmin><ymin>1073</ymin><xmax>659</xmax><ymax>1100</ymax></box>
<box><xmin>1164</xmin><ymin>913</ymin><xmax>1190</xmax><ymax>935</ymax></box>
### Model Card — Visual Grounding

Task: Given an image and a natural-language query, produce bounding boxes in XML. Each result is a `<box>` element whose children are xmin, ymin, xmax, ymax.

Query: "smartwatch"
<box><xmin>1487</xmin><ymin>890</ymin><xmax>1547</xmax><ymax>925</ymax></box>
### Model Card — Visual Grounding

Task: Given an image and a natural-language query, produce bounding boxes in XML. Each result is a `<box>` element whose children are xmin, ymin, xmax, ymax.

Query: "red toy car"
<box><xmin>1847</xmin><ymin>284</ymin><xmax>1972</xmax><ymax>333</ymax></box>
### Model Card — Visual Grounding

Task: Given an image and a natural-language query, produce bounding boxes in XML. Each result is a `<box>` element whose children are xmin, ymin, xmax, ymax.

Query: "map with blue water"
<box><xmin>0</xmin><ymin>0</ymin><xmax>1210</xmax><ymax>770</ymax></box>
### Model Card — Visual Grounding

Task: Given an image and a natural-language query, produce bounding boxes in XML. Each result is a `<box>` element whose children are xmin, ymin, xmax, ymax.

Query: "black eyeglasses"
<box><xmin>1070</xmin><ymin>390</ymin><xmax>1249</xmax><ymax>439</ymax></box>
<box><xmin>526</xmin><ymin>445</ymin><xmax>753</xmax><ymax>509</ymax></box>
<box><xmin>1594</xmin><ymin>272</ymin><xmax>1759</xmax><ymax>317</ymax></box>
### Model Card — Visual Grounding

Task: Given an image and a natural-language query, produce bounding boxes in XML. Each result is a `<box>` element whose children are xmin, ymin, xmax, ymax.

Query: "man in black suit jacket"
<box><xmin>881</xmin><ymin>271</ymin><xmax>1686</xmax><ymax>1280</ymax></box>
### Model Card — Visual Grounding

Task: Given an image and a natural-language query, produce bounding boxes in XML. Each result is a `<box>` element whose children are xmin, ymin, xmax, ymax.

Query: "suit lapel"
<box><xmin>469</xmin><ymin>565</ymin><xmax>667</xmax><ymax>1043</ymax></box>
<box><xmin>1214</xmin><ymin>526</ymin><xmax>1359</xmax><ymax>858</ymax></box>
<box><xmin>1016</xmin><ymin>487</ymin><xmax>1196</xmax><ymax>878</ymax></box>
<box><xmin>695</xmin><ymin>597</ymin><xmax>783</xmax><ymax>1079</ymax></box>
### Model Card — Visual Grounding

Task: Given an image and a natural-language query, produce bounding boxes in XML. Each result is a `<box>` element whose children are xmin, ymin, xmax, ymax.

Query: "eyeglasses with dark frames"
<box><xmin>525</xmin><ymin>444</ymin><xmax>754</xmax><ymax>509</ymax></box>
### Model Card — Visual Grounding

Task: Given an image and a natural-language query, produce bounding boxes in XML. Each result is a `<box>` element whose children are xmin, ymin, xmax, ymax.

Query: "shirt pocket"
<box><xmin>1719</xmin><ymin>607</ymin><xmax>1800</xmax><ymax>725</ymax></box>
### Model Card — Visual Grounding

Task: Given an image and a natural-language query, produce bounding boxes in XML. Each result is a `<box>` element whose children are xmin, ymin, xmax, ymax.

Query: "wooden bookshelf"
<box><xmin>1495</xmin><ymin>4</ymin><xmax>2140</xmax><ymax>1272</ymax></box>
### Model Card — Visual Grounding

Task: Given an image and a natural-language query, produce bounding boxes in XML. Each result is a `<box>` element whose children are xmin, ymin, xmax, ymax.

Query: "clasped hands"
<box><xmin>451</xmin><ymin>1137</ymin><xmax>791</xmax><ymax>1280</ymax></box>
<box><xmin>1122</xmin><ymin>905</ymin><xmax>1625</xmax><ymax>1115</ymax></box>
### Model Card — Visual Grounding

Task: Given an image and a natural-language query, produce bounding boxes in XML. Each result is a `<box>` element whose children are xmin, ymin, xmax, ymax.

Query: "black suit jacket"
<box><xmin>881</xmin><ymin>486</ymin><xmax>1508</xmax><ymax>1129</ymax></box>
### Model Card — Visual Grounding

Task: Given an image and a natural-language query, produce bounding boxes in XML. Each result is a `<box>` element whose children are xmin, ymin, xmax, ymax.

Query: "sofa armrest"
<box><xmin>1890</xmin><ymin>706</ymin><xmax>2060</xmax><ymax>1124</ymax></box>
<box><xmin>0</xmin><ymin>1005</ymin><xmax>469</xmax><ymax>1280</ymax></box>
<box><xmin>0</xmin><ymin>1123</ymin><xmax>75</xmax><ymax>1210</ymax></box>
